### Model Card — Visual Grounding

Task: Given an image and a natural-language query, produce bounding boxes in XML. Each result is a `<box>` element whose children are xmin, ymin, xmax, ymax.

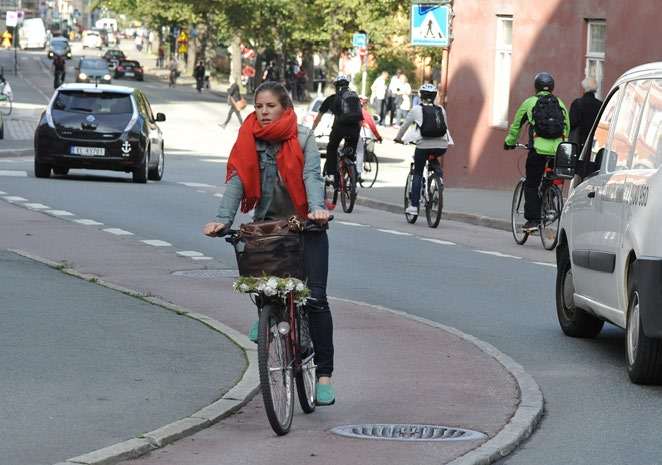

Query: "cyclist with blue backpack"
<box><xmin>503</xmin><ymin>72</ymin><xmax>570</xmax><ymax>232</ymax></box>
<box><xmin>312</xmin><ymin>75</ymin><xmax>363</xmax><ymax>185</ymax></box>
<box><xmin>394</xmin><ymin>83</ymin><xmax>453</xmax><ymax>215</ymax></box>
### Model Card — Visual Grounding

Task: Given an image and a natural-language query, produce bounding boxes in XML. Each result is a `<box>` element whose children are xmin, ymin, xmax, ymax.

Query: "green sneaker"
<box><xmin>316</xmin><ymin>384</ymin><xmax>335</xmax><ymax>406</ymax></box>
<box><xmin>248</xmin><ymin>320</ymin><xmax>259</xmax><ymax>343</ymax></box>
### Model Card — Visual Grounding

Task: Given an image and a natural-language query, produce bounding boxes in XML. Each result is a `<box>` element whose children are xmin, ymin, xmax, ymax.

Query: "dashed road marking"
<box><xmin>421</xmin><ymin>238</ymin><xmax>456</xmax><ymax>246</ymax></box>
<box><xmin>103</xmin><ymin>228</ymin><xmax>134</xmax><ymax>235</ymax></box>
<box><xmin>475</xmin><ymin>250</ymin><xmax>522</xmax><ymax>259</ymax></box>
<box><xmin>377</xmin><ymin>229</ymin><xmax>413</xmax><ymax>236</ymax></box>
<box><xmin>533</xmin><ymin>261</ymin><xmax>556</xmax><ymax>268</ymax></box>
<box><xmin>47</xmin><ymin>210</ymin><xmax>75</xmax><ymax>216</ymax></box>
<box><xmin>176</xmin><ymin>251</ymin><xmax>211</xmax><ymax>260</ymax></box>
<box><xmin>142</xmin><ymin>239</ymin><xmax>172</xmax><ymax>247</ymax></box>
<box><xmin>337</xmin><ymin>221</ymin><xmax>370</xmax><ymax>227</ymax></box>
<box><xmin>74</xmin><ymin>219</ymin><xmax>104</xmax><ymax>226</ymax></box>
<box><xmin>0</xmin><ymin>170</ymin><xmax>28</xmax><ymax>177</ymax></box>
<box><xmin>24</xmin><ymin>203</ymin><xmax>50</xmax><ymax>209</ymax></box>
<box><xmin>177</xmin><ymin>182</ymin><xmax>217</xmax><ymax>188</ymax></box>
<box><xmin>3</xmin><ymin>195</ymin><xmax>28</xmax><ymax>201</ymax></box>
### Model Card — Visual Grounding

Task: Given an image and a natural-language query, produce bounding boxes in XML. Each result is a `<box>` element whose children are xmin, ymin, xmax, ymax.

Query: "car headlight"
<box><xmin>79</xmin><ymin>72</ymin><xmax>88</xmax><ymax>80</ymax></box>
<box><xmin>103</xmin><ymin>74</ymin><xmax>111</xmax><ymax>81</ymax></box>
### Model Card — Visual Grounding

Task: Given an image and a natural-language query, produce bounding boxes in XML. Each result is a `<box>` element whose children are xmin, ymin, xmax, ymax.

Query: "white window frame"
<box><xmin>585</xmin><ymin>19</ymin><xmax>606</xmax><ymax>99</ymax></box>
<box><xmin>493</xmin><ymin>15</ymin><xmax>513</xmax><ymax>127</ymax></box>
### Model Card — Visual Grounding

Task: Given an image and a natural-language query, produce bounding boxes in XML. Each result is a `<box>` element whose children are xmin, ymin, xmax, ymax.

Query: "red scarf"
<box><xmin>225</xmin><ymin>107</ymin><xmax>309</xmax><ymax>219</ymax></box>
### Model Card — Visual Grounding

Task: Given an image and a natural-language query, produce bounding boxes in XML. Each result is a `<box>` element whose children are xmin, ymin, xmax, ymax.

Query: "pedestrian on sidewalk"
<box><xmin>157</xmin><ymin>45</ymin><xmax>165</xmax><ymax>68</ymax></box>
<box><xmin>219</xmin><ymin>77</ymin><xmax>244</xmax><ymax>129</ymax></box>
<box><xmin>204</xmin><ymin>81</ymin><xmax>335</xmax><ymax>406</ymax></box>
<box><xmin>194</xmin><ymin>60</ymin><xmax>205</xmax><ymax>93</ymax></box>
<box><xmin>569</xmin><ymin>76</ymin><xmax>602</xmax><ymax>148</ymax></box>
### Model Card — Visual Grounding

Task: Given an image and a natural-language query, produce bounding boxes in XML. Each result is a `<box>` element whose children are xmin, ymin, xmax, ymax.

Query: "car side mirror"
<box><xmin>554</xmin><ymin>141</ymin><xmax>579</xmax><ymax>179</ymax></box>
<box><xmin>155</xmin><ymin>112</ymin><xmax>166</xmax><ymax>122</ymax></box>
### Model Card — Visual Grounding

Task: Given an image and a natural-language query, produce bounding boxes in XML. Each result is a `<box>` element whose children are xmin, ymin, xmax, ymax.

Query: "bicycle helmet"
<box><xmin>534</xmin><ymin>72</ymin><xmax>555</xmax><ymax>92</ymax></box>
<box><xmin>419</xmin><ymin>83</ymin><xmax>437</xmax><ymax>102</ymax></box>
<box><xmin>334</xmin><ymin>75</ymin><xmax>350</xmax><ymax>87</ymax></box>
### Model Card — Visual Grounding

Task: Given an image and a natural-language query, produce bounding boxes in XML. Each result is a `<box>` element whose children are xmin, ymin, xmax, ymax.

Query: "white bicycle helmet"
<box><xmin>334</xmin><ymin>75</ymin><xmax>350</xmax><ymax>87</ymax></box>
<box><xmin>419</xmin><ymin>83</ymin><xmax>437</xmax><ymax>102</ymax></box>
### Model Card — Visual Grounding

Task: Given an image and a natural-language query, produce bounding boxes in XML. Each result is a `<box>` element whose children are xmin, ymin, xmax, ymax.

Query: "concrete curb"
<box><xmin>330</xmin><ymin>297</ymin><xmax>544</xmax><ymax>465</ymax></box>
<box><xmin>9</xmin><ymin>248</ymin><xmax>543</xmax><ymax>465</ymax></box>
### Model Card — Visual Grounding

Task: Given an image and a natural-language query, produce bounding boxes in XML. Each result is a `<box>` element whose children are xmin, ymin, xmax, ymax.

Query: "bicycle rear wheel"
<box><xmin>426</xmin><ymin>174</ymin><xmax>443</xmax><ymax>228</ymax></box>
<box><xmin>511</xmin><ymin>179</ymin><xmax>530</xmax><ymax>245</ymax></box>
<box><xmin>340</xmin><ymin>162</ymin><xmax>357</xmax><ymax>213</ymax></box>
<box><xmin>257</xmin><ymin>303</ymin><xmax>294</xmax><ymax>435</ymax></box>
<box><xmin>361</xmin><ymin>150</ymin><xmax>379</xmax><ymax>188</ymax></box>
<box><xmin>404</xmin><ymin>167</ymin><xmax>418</xmax><ymax>223</ymax></box>
<box><xmin>295</xmin><ymin>309</ymin><xmax>316</xmax><ymax>414</ymax></box>
<box><xmin>540</xmin><ymin>184</ymin><xmax>563</xmax><ymax>250</ymax></box>
<box><xmin>0</xmin><ymin>96</ymin><xmax>11</xmax><ymax>116</ymax></box>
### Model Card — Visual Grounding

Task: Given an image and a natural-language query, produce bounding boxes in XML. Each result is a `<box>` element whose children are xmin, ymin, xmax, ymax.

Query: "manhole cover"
<box><xmin>330</xmin><ymin>424</ymin><xmax>487</xmax><ymax>442</ymax></box>
<box><xmin>172</xmin><ymin>269</ymin><xmax>238</xmax><ymax>278</ymax></box>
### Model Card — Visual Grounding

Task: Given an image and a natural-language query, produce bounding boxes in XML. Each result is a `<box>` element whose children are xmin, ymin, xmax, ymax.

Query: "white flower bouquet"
<box><xmin>233</xmin><ymin>275</ymin><xmax>310</xmax><ymax>305</ymax></box>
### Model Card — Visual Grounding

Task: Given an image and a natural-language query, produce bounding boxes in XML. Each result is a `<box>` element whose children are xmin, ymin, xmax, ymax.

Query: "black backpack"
<box><xmin>419</xmin><ymin>104</ymin><xmax>447</xmax><ymax>137</ymax></box>
<box><xmin>54</xmin><ymin>56</ymin><xmax>65</xmax><ymax>71</ymax></box>
<box><xmin>532</xmin><ymin>94</ymin><xmax>565</xmax><ymax>139</ymax></box>
<box><xmin>334</xmin><ymin>87</ymin><xmax>363</xmax><ymax>124</ymax></box>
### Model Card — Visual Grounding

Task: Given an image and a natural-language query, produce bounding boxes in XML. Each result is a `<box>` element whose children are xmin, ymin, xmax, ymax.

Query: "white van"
<box><xmin>19</xmin><ymin>18</ymin><xmax>47</xmax><ymax>50</ymax></box>
<box><xmin>554</xmin><ymin>62</ymin><xmax>662</xmax><ymax>385</ymax></box>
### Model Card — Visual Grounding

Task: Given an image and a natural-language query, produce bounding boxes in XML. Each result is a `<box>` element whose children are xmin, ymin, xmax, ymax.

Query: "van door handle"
<box><xmin>587</xmin><ymin>191</ymin><xmax>596</xmax><ymax>198</ymax></box>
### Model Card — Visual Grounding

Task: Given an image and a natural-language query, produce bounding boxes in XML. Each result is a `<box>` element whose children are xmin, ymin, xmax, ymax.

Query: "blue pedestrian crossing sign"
<box><xmin>411</xmin><ymin>4</ymin><xmax>450</xmax><ymax>47</ymax></box>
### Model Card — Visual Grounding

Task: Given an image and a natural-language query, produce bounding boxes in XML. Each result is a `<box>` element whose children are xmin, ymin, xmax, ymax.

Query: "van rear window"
<box><xmin>53</xmin><ymin>91</ymin><xmax>133</xmax><ymax>114</ymax></box>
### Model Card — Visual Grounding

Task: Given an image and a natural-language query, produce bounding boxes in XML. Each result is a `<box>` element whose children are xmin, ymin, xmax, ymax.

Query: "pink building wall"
<box><xmin>443</xmin><ymin>0</ymin><xmax>659</xmax><ymax>189</ymax></box>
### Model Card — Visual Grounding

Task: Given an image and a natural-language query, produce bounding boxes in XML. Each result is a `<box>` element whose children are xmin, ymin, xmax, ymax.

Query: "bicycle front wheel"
<box><xmin>295</xmin><ymin>309</ymin><xmax>316</xmax><ymax>414</ymax></box>
<box><xmin>257</xmin><ymin>303</ymin><xmax>294</xmax><ymax>436</ymax></box>
<box><xmin>362</xmin><ymin>150</ymin><xmax>379</xmax><ymax>188</ymax></box>
<box><xmin>426</xmin><ymin>174</ymin><xmax>443</xmax><ymax>228</ymax></box>
<box><xmin>511</xmin><ymin>179</ymin><xmax>529</xmax><ymax>245</ymax></box>
<box><xmin>340</xmin><ymin>162</ymin><xmax>357</xmax><ymax>213</ymax></box>
<box><xmin>540</xmin><ymin>184</ymin><xmax>563</xmax><ymax>250</ymax></box>
<box><xmin>404</xmin><ymin>167</ymin><xmax>418</xmax><ymax>223</ymax></box>
<box><xmin>0</xmin><ymin>96</ymin><xmax>11</xmax><ymax>116</ymax></box>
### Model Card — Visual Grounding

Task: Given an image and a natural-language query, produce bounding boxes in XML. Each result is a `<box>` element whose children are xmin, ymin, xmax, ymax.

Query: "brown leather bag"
<box><xmin>235</xmin><ymin>216</ymin><xmax>303</xmax><ymax>278</ymax></box>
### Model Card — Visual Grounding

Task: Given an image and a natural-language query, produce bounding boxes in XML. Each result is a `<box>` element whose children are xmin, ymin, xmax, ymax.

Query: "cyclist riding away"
<box><xmin>52</xmin><ymin>54</ymin><xmax>66</xmax><ymax>89</ymax></box>
<box><xmin>394</xmin><ymin>83</ymin><xmax>453</xmax><ymax>215</ymax></box>
<box><xmin>204</xmin><ymin>82</ymin><xmax>335</xmax><ymax>406</ymax></box>
<box><xmin>312</xmin><ymin>75</ymin><xmax>363</xmax><ymax>186</ymax></box>
<box><xmin>503</xmin><ymin>72</ymin><xmax>570</xmax><ymax>232</ymax></box>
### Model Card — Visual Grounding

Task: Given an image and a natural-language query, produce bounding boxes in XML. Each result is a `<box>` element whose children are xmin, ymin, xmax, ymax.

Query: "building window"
<box><xmin>493</xmin><ymin>16</ymin><xmax>512</xmax><ymax>127</ymax></box>
<box><xmin>586</xmin><ymin>20</ymin><xmax>606</xmax><ymax>99</ymax></box>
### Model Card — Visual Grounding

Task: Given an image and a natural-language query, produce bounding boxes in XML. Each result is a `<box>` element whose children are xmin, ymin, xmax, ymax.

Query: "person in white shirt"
<box><xmin>370</xmin><ymin>70</ymin><xmax>388</xmax><ymax>125</ymax></box>
<box><xmin>394</xmin><ymin>74</ymin><xmax>412</xmax><ymax>128</ymax></box>
<box><xmin>386</xmin><ymin>69</ymin><xmax>402</xmax><ymax>126</ymax></box>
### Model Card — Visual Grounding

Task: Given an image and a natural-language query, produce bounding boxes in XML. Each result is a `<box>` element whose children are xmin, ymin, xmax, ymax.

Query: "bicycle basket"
<box><xmin>232</xmin><ymin>233</ymin><xmax>303</xmax><ymax>279</ymax></box>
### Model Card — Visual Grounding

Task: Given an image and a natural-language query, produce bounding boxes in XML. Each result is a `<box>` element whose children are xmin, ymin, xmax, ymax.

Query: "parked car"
<box><xmin>75</xmin><ymin>57</ymin><xmax>112</xmax><ymax>84</ymax></box>
<box><xmin>34</xmin><ymin>83</ymin><xmax>166</xmax><ymax>183</ymax></box>
<box><xmin>301</xmin><ymin>96</ymin><xmax>333</xmax><ymax>151</ymax></box>
<box><xmin>81</xmin><ymin>30</ymin><xmax>102</xmax><ymax>49</ymax></box>
<box><xmin>554</xmin><ymin>61</ymin><xmax>662</xmax><ymax>385</ymax></box>
<box><xmin>102</xmin><ymin>48</ymin><xmax>126</xmax><ymax>70</ymax></box>
<box><xmin>47</xmin><ymin>36</ymin><xmax>72</xmax><ymax>60</ymax></box>
<box><xmin>114</xmin><ymin>60</ymin><xmax>144</xmax><ymax>81</ymax></box>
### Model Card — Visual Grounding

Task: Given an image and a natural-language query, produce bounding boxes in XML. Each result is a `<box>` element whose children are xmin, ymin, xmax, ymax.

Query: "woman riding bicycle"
<box><xmin>394</xmin><ymin>83</ymin><xmax>453</xmax><ymax>215</ymax></box>
<box><xmin>203</xmin><ymin>82</ymin><xmax>335</xmax><ymax>406</ymax></box>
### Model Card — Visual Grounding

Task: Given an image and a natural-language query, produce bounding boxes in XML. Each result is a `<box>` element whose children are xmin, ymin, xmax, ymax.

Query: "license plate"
<box><xmin>125</xmin><ymin>72</ymin><xmax>134</xmax><ymax>77</ymax></box>
<box><xmin>70</xmin><ymin>146</ymin><xmax>105</xmax><ymax>156</ymax></box>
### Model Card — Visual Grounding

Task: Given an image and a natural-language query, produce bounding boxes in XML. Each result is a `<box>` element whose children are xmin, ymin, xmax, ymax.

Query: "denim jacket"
<box><xmin>215</xmin><ymin>124</ymin><xmax>326</xmax><ymax>227</ymax></box>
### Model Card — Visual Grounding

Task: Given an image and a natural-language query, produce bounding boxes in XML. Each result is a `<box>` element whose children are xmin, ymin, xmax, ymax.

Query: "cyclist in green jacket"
<box><xmin>504</xmin><ymin>72</ymin><xmax>570</xmax><ymax>231</ymax></box>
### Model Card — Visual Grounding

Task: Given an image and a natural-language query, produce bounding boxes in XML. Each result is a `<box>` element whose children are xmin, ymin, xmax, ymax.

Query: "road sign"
<box><xmin>6</xmin><ymin>11</ymin><xmax>18</xmax><ymax>27</ymax></box>
<box><xmin>353</xmin><ymin>33</ymin><xmax>367</xmax><ymax>48</ymax></box>
<box><xmin>411</xmin><ymin>4</ymin><xmax>450</xmax><ymax>47</ymax></box>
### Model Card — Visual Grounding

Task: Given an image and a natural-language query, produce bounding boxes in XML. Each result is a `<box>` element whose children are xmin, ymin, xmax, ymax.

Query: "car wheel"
<box><xmin>626</xmin><ymin>272</ymin><xmax>662</xmax><ymax>384</ymax></box>
<box><xmin>132</xmin><ymin>149</ymin><xmax>149</xmax><ymax>183</ymax></box>
<box><xmin>555</xmin><ymin>244</ymin><xmax>604</xmax><ymax>337</ymax></box>
<box><xmin>52</xmin><ymin>167</ymin><xmax>69</xmax><ymax>175</ymax></box>
<box><xmin>34</xmin><ymin>159</ymin><xmax>52</xmax><ymax>178</ymax></box>
<box><xmin>148</xmin><ymin>147</ymin><xmax>164</xmax><ymax>181</ymax></box>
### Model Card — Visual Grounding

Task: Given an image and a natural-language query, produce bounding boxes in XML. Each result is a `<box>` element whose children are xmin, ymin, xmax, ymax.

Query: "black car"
<box><xmin>102</xmin><ymin>48</ymin><xmax>126</xmax><ymax>70</ymax></box>
<box><xmin>47</xmin><ymin>36</ymin><xmax>72</xmax><ymax>60</ymax></box>
<box><xmin>114</xmin><ymin>60</ymin><xmax>144</xmax><ymax>81</ymax></box>
<box><xmin>75</xmin><ymin>57</ymin><xmax>112</xmax><ymax>84</ymax></box>
<box><xmin>34</xmin><ymin>83</ymin><xmax>166</xmax><ymax>183</ymax></box>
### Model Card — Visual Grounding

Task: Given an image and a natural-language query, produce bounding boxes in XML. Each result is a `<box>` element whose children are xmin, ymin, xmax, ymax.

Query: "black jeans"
<box><xmin>223</xmin><ymin>103</ymin><xmax>243</xmax><ymax>127</ymax></box>
<box><xmin>411</xmin><ymin>147</ymin><xmax>445</xmax><ymax>207</ymax></box>
<box><xmin>301</xmin><ymin>229</ymin><xmax>333</xmax><ymax>378</ymax></box>
<box><xmin>524</xmin><ymin>150</ymin><xmax>554</xmax><ymax>222</ymax></box>
<box><xmin>325</xmin><ymin>124</ymin><xmax>361</xmax><ymax>177</ymax></box>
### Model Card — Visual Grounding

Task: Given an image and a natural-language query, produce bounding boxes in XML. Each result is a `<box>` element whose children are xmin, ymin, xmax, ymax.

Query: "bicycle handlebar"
<box><xmin>218</xmin><ymin>216</ymin><xmax>334</xmax><ymax>239</ymax></box>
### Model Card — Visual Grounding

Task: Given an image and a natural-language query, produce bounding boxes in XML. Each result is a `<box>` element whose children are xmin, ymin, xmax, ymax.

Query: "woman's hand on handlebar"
<box><xmin>393</xmin><ymin>138</ymin><xmax>404</xmax><ymax>144</ymax></box>
<box><xmin>308</xmin><ymin>209</ymin><xmax>331</xmax><ymax>224</ymax></box>
<box><xmin>204</xmin><ymin>221</ymin><xmax>226</xmax><ymax>237</ymax></box>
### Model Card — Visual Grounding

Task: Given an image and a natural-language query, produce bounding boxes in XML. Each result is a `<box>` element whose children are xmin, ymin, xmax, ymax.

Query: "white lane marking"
<box><xmin>177</xmin><ymin>182</ymin><xmax>217</xmax><ymax>188</ymax></box>
<box><xmin>533</xmin><ymin>261</ymin><xmax>556</xmax><ymax>268</ymax></box>
<box><xmin>103</xmin><ymin>228</ymin><xmax>134</xmax><ymax>235</ymax></box>
<box><xmin>377</xmin><ymin>229</ymin><xmax>413</xmax><ymax>236</ymax></box>
<box><xmin>142</xmin><ymin>239</ymin><xmax>172</xmax><ymax>247</ymax></box>
<box><xmin>337</xmin><ymin>221</ymin><xmax>370</xmax><ymax>227</ymax></box>
<box><xmin>421</xmin><ymin>238</ymin><xmax>457</xmax><ymax>246</ymax></box>
<box><xmin>0</xmin><ymin>170</ymin><xmax>28</xmax><ymax>177</ymax></box>
<box><xmin>214</xmin><ymin>193</ymin><xmax>223</xmax><ymax>198</ymax></box>
<box><xmin>199</xmin><ymin>158</ymin><xmax>228</xmax><ymax>163</ymax></box>
<box><xmin>475</xmin><ymin>250</ymin><xmax>522</xmax><ymax>259</ymax></box>
<box><xmin>74</xmin><ymin>219</ymin><xmax>104</xmax><ymax>226</ymax></box>
<box><xmin>0</xmin><ymin>190</ymin><xmax>5</xmax><ymax>194</ymax></box>
<box><xmin>191</xmin><ymin>256</ymin><xmax>213</xmax><ymax>260</ymax></box>
<box><xmin>3</xmin><ymin>196</ymin><xmax>28</xmax><ymax>201</ymax></box>
<box><xmin>24</xmin><ymin>203</ymin><xmax>50</xmax><ymax>209</ymax></box>
<box><xmin>47</xmin><ymin>210</ymin><xmax>75</xmax><ymax>216</ymax></box>
<box><xmin>176</xmin><ymin>250</ymin><xmax>206</xmax><ymax>257</ymax></box>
